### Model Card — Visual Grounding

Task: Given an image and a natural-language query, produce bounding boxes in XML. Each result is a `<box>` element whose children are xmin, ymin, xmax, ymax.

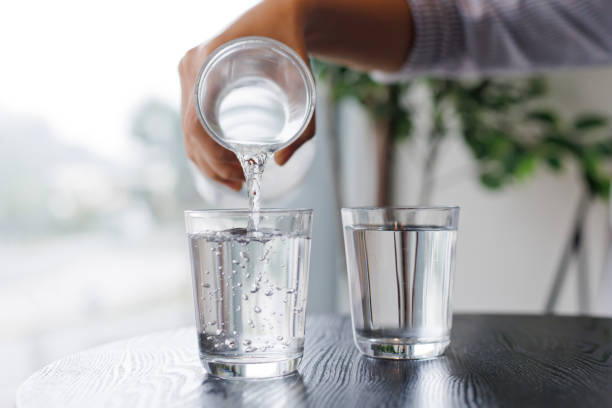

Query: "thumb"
<box><xmin>275</xmin><ymin>118</ymin><xmax>315</xmax><ymax>166</ymax></box>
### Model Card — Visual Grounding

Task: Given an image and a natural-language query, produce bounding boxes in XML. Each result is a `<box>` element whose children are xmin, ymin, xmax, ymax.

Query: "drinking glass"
<box><xmin>194</xmin><ymin>36</ymin><xmax>316</xmax><ymax>154</ymax></box>
<box><xmin>185</xmin><ymin>209</ymin><xmax>313</xmax><ymax>378</ymax></box>
<box><xmin>341</xmin><ymin>207</ymin><xmax>459</xmax><ymax>359</ymax></box>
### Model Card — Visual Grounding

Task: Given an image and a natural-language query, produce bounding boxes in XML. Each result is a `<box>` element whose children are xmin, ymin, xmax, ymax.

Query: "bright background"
<box><xmin>1</xmin><ymin>1</ymin><xmax>262</xmax><ymax>403</ymax></box>
<box><xmin>2</xmin><ymin>1</ymin><xmax>612</xmax><ymax>405</ymax></box>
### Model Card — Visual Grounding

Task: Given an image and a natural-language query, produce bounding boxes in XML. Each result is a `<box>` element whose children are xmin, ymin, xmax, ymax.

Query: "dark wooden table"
<box><xmin>16</xmin><ymin>314</ymin><xmax>612</xmax><ymax>408</ymax></box>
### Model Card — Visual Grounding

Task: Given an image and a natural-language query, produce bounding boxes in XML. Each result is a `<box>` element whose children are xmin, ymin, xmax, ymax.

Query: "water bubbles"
<box><xmin>258</xmin><ymin>248</ymin><xmax>271</xmax><ymax>263</ymax></box>
<box><xmin>191</xmin><ymin>230</ymin><xmax>309</xmax><ymax>356</ymax></box>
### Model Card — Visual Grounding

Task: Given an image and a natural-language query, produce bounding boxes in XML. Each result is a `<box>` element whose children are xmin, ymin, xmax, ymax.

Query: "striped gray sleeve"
<box><xmin>374</xmin><ymin>0</ymin><xmax>612</xmax><ymax>80</ymax></box>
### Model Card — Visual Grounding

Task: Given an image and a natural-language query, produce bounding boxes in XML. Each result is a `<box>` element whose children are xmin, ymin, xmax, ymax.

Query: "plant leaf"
<box><xmin>393</xmin><ymin>112</ymin><xmax>413</xmax><ymax>141</ymax></box>
<box><xmin>525</xmin><ymin>110</ymin><xmax>560</xmax><ymax>129</ymax></box>
<box><xmin>480</xmin><ymin>172</ymin><xmax>504</xmax><ymax>189</ymax></box>
<box><xmin>545</xmin><ymin>155</ymin><xmax>563</xmax><ymax>172</ymax></box>
<box><xmin>574</xmin><ymin>114</ymin><xmax>608</xmax><ymax>131</ymax></box>
<box><xmin>593</xmin><ymin>141</ymin><xmax>612</xmax><ymax>156</ymax></box>
<box><xmin>514</xmin><ymin>154</ymin><xmax>536</xmax><ymax>181</ymax></box>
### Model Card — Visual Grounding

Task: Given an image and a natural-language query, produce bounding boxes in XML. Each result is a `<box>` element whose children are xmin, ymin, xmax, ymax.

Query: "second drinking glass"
<box><xmin>341</xmin><ymin>207</ymin><xmax>459</xmax><ymax>359</ymax></box>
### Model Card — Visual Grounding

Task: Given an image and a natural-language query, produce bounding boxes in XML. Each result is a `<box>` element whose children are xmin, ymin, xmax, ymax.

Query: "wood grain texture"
<box><xmin>16</xmin><ymin>314</ymin><xmax>612</xmax><ymax>408</ymax></box>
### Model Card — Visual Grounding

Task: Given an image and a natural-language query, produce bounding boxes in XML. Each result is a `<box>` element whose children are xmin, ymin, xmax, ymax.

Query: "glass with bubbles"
<box><xmin>185</xmin><ymin>209</ymin><xmax>312</xmax><ymax>378</ymax></box>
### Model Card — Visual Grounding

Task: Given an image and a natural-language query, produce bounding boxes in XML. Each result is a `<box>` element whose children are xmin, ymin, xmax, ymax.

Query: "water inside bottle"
<box><xmin>216</xmin><ymin>76</ymin><xmax>294</xmax><ymax>230</ymax></box>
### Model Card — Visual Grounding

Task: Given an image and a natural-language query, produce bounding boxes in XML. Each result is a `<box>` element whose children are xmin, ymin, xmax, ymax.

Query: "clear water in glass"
<box><xmin>189</xmin><ymin>227</ymin><xmax>310</xmax><ymax>377</ymax></box>
<box><xmin>343</xmin><ymin>224</ymin><xmax>457</xmax><ymax>359</ymax></box>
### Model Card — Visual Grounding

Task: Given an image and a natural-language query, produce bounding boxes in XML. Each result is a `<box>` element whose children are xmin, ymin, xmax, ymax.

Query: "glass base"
<box><xmin>201</xmin><ymin>356</ymin><xmax>302</xmax><ymax>379</ymax></box>
<box><xmin>355</xmin><ymin>338</ymin><xmax>449</xmax><ymax>360</ymax></box>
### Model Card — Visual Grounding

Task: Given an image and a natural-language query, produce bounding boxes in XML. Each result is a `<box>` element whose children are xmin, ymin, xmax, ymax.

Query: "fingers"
<box><xmin>180</xmin><ymin>45</ymin><xmax>246</xmax><ymax>191</ymax></box>
<box><xmin>188</xmin><ymin>133</ymin><xmax>244</xmax><ymax>191</ymax></box>
<box><xmin>274</xmin><ymin>116</ymin><xmax>316</xmax><ymax>165</ymax></box>
<box><xmin>178</xmin><ymin>45</ymin><xmax>203</xmax><ymax>113</ymax></box>
<box><xmin>184</xmin><ymin>105</ymin><xmax>243</xmax><ymax>169</ymax></box>
<box><xmin>182</xmin><ymin>100</ymin><xmax>245</xmax><ymax>190</ymax></box>
<box><xmin>195</xmin><ymin>154</ymin><xmax>244</xmax><ymax>192</ymax></box>
<box><xmin>185</xmin><ymin>127</ymin><xmax>245</xmax><ymax>186</ymax></box>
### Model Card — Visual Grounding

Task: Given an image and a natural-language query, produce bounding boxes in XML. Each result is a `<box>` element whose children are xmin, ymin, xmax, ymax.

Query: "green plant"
<box><xmin>313</xmin><ymin>60</ymin><xmax>612</xmax><ymax>202</ymax></box>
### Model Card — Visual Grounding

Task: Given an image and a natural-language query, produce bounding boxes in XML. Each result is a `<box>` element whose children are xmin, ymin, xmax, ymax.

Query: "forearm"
<box><xmin>299</xmin><ymin>0</ymin><xmax>413</xmax><ymax>72</ymax></box>
<box><xmin>383</xmin><ymin>0</ymin><xmax>612</xmax><ymax>79</ymax></box>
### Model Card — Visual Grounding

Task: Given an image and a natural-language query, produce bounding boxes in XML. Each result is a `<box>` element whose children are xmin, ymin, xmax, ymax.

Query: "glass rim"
<box><xmin>185</xmin><ymin>208</ymin><xmax>313</xmax><ymax>217</ymax></box>
<box><xmin>194</xmin><ymin>36</ymin><xmax>316</xmax><ymax>152</ymax></box>
<box><xmin>341</xmin><ymin>206</ymin><xmax>459</xmax><ymax>213</ymax></box>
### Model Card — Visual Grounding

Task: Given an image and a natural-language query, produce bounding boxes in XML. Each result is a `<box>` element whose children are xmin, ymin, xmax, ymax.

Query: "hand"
<box><xmin>179</xmin><ymin>0</ymin><xmax>412</xmax><ymax>190</ymax></box>
<box><xmin>178</xmin><ymin>0</ymin><xmax>314</xmax><ymax>191</ymax></box>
